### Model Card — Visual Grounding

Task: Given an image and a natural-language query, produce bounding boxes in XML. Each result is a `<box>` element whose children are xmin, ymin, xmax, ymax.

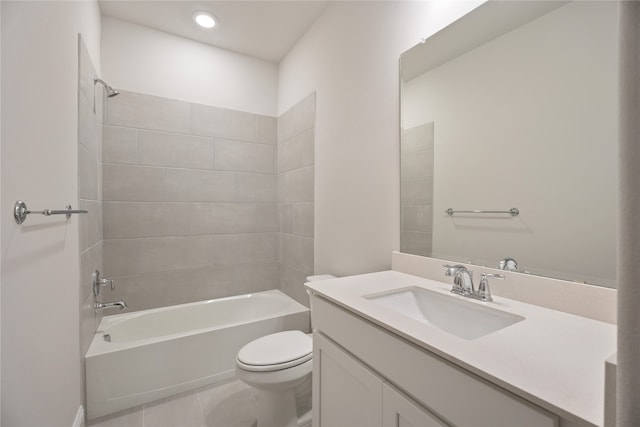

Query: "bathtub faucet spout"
<box><xmin>95</xmin><ymin>299</ymin><xmax>127</xmax><ymax>311</ymax></box>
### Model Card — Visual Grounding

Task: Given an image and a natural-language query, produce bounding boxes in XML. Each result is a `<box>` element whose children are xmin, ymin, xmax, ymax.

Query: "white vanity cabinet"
<box><xmin>312</xmin><ymin>331</ymin><xmax>383</xmax><ymax>427</ymax></box>
<box><xmin>311</xmin><ymin>295</ymin><xmax>559</xmax><ymax>427</ymax></box>
<box><xmin>313</xmin><ymin>332</ymin><xmax>447</xmax><ymax>427</ymax></box>
<box><xmin>382</xmin><ymin>383</ymin><xmax>449</xmax><ymax>427</ymax></box>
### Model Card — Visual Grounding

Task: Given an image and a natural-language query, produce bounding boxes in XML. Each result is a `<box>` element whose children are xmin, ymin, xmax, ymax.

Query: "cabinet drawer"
<box><xmin>312</xmin><ymin>296</ymin><xmax>558</xmax><ymax>427</ymax></box>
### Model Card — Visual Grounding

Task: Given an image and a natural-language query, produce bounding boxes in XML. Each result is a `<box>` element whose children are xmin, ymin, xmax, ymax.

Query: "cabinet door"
<box><xmin>312</xmin><ymin>332</ymin><xmax>383</xmax><ymax>427</ymax></box>
<box><xmin>382</xmin><ymin>384</ymin><xmax>449</xmax><ymax>427</ymax></box>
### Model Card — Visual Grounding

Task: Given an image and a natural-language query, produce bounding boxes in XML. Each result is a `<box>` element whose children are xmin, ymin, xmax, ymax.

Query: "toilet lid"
<box><xmin>237</xmin><ymin>331</ymin><xmax>312</xmax><ymax>371</ymax></box>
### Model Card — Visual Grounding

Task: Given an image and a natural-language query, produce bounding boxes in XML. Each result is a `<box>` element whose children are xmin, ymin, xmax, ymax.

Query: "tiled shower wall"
<box><xmin>100</xmin><ymin>90</ymin><xmax>281</xmax><ymax>311</ymax></box>
<box><xmin>78</xmin><ymin>36</ymin><xmax>104</xmax><ymax>406</ymax></box>
<box><xmin>400</xmin><ymin>122</ymin><xmax>434</xmax><ymax>257</ymax></box>
<box><xmin>278</xmin><ymin>94</ymin><xmax>315</xmax><ymax>306</ymax></box>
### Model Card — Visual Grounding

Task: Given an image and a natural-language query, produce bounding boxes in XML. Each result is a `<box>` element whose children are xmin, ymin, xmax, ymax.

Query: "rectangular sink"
<box><xmin>364</xmin><ymin>286</ymin><xmax>525</xmax><ymax>340</ymax></box>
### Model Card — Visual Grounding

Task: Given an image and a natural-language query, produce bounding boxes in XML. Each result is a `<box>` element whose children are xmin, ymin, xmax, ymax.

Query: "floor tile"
<box><xmin>143</xmin><ymin>391</ymin><xmax>206</xmax><ymax>427</ymax></box>
<box><xmin>87</xmin><ymin>406</ymin><xmax>143</xmax><ymax>427</ymax></box>
<box><xmin>198</xmin><ymin>380</ymin><xmax>258</xmax><ymax>427</ymax></box>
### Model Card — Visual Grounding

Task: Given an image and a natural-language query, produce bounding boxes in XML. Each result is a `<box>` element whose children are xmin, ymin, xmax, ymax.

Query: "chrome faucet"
<box><xmin>443</xmin><ymin>265</ymin><xmax>504</xmax><ymax>302</ymax></box>
<box><xmin>443</xmin><ymin>264</ymin><xmax>474</xmax><ymax>295</ymax></box>
<box><xmin>498</xmin><ymin>257</ymin><xmax>518</xmax><ymax>272</ymax></box>
<box><xmin>95</xmin><ymin>299</ymin><xmax>127</xmax><ymax>311</ymax></box>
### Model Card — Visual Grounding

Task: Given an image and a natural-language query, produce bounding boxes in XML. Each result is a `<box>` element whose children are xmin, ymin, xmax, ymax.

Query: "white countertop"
<box><xmin>306</xmin><ymin>270</ymin><xmax>616</xmax><ymax>427</ymax></box>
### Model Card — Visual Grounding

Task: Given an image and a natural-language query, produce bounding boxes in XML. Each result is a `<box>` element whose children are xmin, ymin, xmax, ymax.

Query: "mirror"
<box><xmin>400</xmin><ymin>1</ymin><xmax>618</xmax><ymax>288</ymax></box>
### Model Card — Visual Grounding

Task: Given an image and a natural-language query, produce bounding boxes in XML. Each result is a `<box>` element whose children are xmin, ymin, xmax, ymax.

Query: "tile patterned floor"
<box><xmin>87</xmin><ymin>380</ymin><xmax>258</xmax><ymax>427</ymax></box>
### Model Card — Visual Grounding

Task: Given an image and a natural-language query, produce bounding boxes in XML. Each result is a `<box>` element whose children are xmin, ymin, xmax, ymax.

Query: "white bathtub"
<box><xmin>85</xmin><ymin>289</ymin><xmax>310</xmax><ymax>420</ymax></box>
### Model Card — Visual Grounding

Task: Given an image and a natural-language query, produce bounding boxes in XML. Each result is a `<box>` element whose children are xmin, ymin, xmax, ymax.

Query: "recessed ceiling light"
<box><xmin>193</xmin><ymin>11</ymin><xmax>216</xmax><ymax>29</ymax></box>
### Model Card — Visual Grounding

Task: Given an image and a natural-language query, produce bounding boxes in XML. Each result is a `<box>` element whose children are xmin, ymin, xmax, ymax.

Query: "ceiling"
<box><xmin>98</xmin><ymin>1</ymin><xmax>329</xmax><ymax>63</ymax></box>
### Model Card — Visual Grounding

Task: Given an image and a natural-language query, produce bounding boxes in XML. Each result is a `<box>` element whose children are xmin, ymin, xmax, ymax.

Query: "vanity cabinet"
<box><xmin>313</xmin><ymin>332</ymin><xmax>447</xmax><ymax>427</ymax></box>
<box><xmin>311</xmin><ymin>296</ymin><xmax>559</xmax><ymax>427</ymax></box>
<box><xmin>312</xmin><ymin>331</ymin><xmax>383</xmax><ymax>427</ymax></box>
<box><xmin>382</xmin><ymin>383</ymin><xmax>449</xmax><ymax>427</ymax></box>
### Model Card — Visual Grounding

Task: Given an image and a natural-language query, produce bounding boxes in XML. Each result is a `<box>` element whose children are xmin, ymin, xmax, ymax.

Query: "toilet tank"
<box><xmin>306</xmin><ymin>275</ymin><xmax>336</xmax><ymax>331</ymax></box>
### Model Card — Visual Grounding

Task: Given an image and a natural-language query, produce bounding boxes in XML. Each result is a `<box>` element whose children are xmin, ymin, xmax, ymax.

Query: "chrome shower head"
<box><xmin>94</xmin><ymin>77</ymin><xmax>119</xmax><ymax>98</ymax></box>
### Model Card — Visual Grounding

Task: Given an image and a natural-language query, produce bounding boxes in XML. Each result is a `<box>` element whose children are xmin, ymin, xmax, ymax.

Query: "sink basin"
<box><xmin>364</xmin><ymin>286</ymin><xmax>525</xmax><ymax>340</ymax></box>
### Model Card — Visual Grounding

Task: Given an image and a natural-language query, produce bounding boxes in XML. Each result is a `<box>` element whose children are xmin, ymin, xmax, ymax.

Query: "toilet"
<box><xmin>235</xmin><ymin>275</ymin><xmax>335</xmax><ymax>427</ymax></box>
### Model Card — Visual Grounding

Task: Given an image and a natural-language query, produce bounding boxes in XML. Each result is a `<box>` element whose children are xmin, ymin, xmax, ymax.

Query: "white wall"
<box><xmin>1</xmin><ymin>1</ymin><xmax>102</xmax><ymax>425</ymax></box>
<box><xmin>402</xmin><ymin>1</ymin><xmax>618</xmax><ymax>286</ymax></box>
<box><xmin>101</xmin><ymin>16</ymin><xmax>279</xmax><ymax>116</ymax></box>
<box><xmin>278</xmin><ymin>1</ymin><xmax>481</xmax><ymax>277</ymax></box>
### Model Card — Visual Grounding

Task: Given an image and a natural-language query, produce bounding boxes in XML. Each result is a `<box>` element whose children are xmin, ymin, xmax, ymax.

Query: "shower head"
<box><xmin>94</xmin><ymin>77</ymin><xmax>119</xmax><ymax>98</ymax></box>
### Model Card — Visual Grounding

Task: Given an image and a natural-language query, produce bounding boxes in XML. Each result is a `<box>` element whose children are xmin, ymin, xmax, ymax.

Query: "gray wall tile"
<box><xmin>79</xmin><ymin>240</ymin><xmax>103</xmax><ymax>306</ymax></box>
<box><xmin>215</xmin><ymin>140</ymin><xmax>275</xmax><ymax>173</ymax></box>
<box><xmin>85</xmin><ymin>200</ymin><xmax>103</xmax><ymax>248</ymax></box>
<box><xmin>104</xmin><ymin>202</ymin><xmax>278</xmax><ymax>239</ymax></box>
<box><xmin>257</xmin><ymin>115</ymin><xmax>277</xmax><ymax>145</ymax></box>
<box><xmin>281</xmin><ymin>264</ymin><xmax>311</xmax><ymax>307</ymax></box>
<box><xmin>106</xmin><ymin>90</ymin><xmax>190</xmax><ymax>134</ymax></box>
<box><xmin>278</xmin><ymin>138</ymin><xmax>303</xmax><ymax>173</ymax></box>
<box><xmin>79</xmin><ymin>146</ymin><xmax>99</xmax><ymax>200</ymax></box>
<box><xmin>100</xmin><ymin>263</ymin><xmax>280</xmax><ymax>313</ymax></box>
<box><xmin>401</xmin><ymin>149</ymin><xmax>434</xmax><ymax>181</ymax></box>
<box><xmin>401</xmin><ymin>178</ymin><xmax>434</xmax><ymax>205</ymax></box>
<box><xmin>211</xmin><ymin>233</ymin><xmax>279</xmax><ymax>265</ymax></box>
<box><xmin>293</xmin><ymin>203</ymin><xmax>315</xmax><ymax>238</ymax></box>
<box><xmin>138</xmin><ymin>130</ymin><xmax>214</xmax><ymax>169</ymax></box>
<box><xmin>165</xmin><ymin>169</ymin><xmax>235</xmax><ymax>202</ymax></box>
<box><xmin>401</xmin><ymin>123</ymin><xmax>434</xmax><ymax>257</ymax></box>
<box><xmin>103</xmin><ymin>125</ymin><xmax>137</xmax><ymax>165</ymax></box>
<box><xmin>277</xmin><ymin>108</ymin><xmax>295</xmax><ymax>143</ymax></box>
<box><xmin>401</xmin><ymin>122</ymin><xmax>434</xmax><ymax>153</ymax></box>
<box><xmin>234</xmin><ymin>173</ymin><xmax>277</xmax><ymax>203</ymax></box>
<box><xmin>301</xmin><ymin>130</ymin><xmax>314</xmax><ymax>167</ymax></box>
<box><xmin>103</xmin><ymin>164</ymin><xmax>165</xmax><ymax>201</ymax></box>
<box><xmin>79</xmin><ymin>91</ymin><xmax>100</xmax><ymax>159</ymax></box>
<box><xmin>281</xmin><ymin>234</ymin><xmax>313</xmax><ymax>273</ymax></box>
<box><xmin>293</xmin><ymin>92</ymin><xmax>316</xmax><ymax>135</ymax></box>
<box><xmin>276</xmin><ymin>94</ymin><xmax>316</xmax><ymax>306</ymax></box>
<box><xmin>103</xmin><ymin>239</ymin><xmax>138</xmax><ymax>277</ymax></box>
<box><xmin>280</xmin><ymin>204</ymin><xmax>293</xmax><ymax>234</ymax></box>
<box><xmin>400</xmin><ymin>232</ymin><xmax>433</xmax><ymax>257</ymax></box>
<box><xmin>138</xmin><ymin>236</ymin><xmax>215</xmax><ymax>273</ymax></box>
<box><xmin>190</xmin><ymin>103</ymin><xmax>257</xmax><ymax>142</ymax></box>
<box><xmin>282</xmin><ymin>166</ymin><xmax>314</xmax><ymax>202</ymax></box>
<box><xmin>401</xmin><ymin>205</ymin><xmax>433</xmax><ymax>233</ymax></box>
<box><xmin>101</xmin><ymin>90</ymin><xmax>316</xmax><ymax>312</ymax></box>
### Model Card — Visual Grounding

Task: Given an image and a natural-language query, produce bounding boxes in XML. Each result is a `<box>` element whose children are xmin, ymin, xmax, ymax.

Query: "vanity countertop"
<box><xmin>306</xmin><ymin>270</ymin><xmax>616</xmax><ymax>427</ymax></box>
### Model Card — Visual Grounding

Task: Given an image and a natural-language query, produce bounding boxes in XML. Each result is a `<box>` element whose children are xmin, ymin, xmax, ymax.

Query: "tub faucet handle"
<box><xmin>93</xmin><ymin>270</ymin><xmax>114</xmax><ymax>296</ymax></box>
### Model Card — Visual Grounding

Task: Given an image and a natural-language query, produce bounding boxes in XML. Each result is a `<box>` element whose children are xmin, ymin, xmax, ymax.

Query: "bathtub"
<box><xmin>85</xmin><ymin>289</ymin><xmax>310</xmax><ymax>420</ymax></box>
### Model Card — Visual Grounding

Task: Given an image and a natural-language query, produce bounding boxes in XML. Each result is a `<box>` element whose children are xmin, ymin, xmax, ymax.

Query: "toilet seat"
<box><xmin>237</xmin><ymin>330</ymin><xmax>312</xmax><ymax>372</ymax></box>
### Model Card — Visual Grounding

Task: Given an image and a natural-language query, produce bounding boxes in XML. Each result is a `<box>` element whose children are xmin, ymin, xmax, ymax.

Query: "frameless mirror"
<box><xmin>400</xmin><ymin>1</ymin><xmax>618</xmax><ymax>288</ymax></box>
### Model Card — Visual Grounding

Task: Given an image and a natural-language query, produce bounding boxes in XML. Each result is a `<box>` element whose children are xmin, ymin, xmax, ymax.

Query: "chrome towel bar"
<box><xmin>14</xmin><ymin>200</ymin><xmax>88</xmax><ymax>224</ymax></box>
<box><xmin>445</xmin><ymin>208</ymin><xmax>519</xmax><ymax>217</ymax></box>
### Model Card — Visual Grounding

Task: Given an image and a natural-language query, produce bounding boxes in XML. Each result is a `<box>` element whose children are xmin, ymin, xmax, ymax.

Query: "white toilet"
<box><xmin>235</xmin><ymin>275</ymin><xmax>335</xmax><ymax>427</ymax></box>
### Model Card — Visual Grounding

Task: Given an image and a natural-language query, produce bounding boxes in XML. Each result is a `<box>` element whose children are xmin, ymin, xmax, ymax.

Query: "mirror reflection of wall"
<box><xmin>400</xmin><ymin>1</ymin><xmax>618</xmax><ymax>288</ymax></box>
<box><xmin>400</xmin><ymin>123</ymin><xmax>435</xmax><ymax>257</ymax></box>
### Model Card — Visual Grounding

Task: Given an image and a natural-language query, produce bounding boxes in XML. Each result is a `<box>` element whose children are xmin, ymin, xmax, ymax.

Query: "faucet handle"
<box><xmin>93</xmin><ymin>270</ymin><xmax>114</xmax><ymax>296</ymax></box>
<box><xmin>477</xmin><ymin>273</ymin><xmax>504</xmax><ymax>302</ymax></box>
